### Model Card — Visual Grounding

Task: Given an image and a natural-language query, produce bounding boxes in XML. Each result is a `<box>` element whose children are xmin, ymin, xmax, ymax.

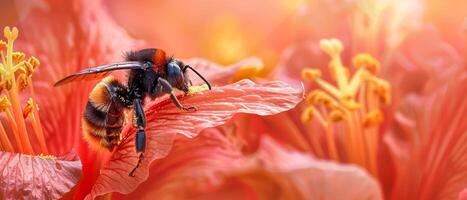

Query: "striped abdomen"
<box><xmin>82</xmin><ymin>76</ymin><xmax>127</xmax><ymax>151</ymax></box>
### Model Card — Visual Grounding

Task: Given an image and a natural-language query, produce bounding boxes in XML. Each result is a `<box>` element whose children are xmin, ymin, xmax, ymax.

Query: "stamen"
<box><xmin>320</xmin><ymin>39</ymin><xmax>348</xmax><ymax>89</ymax></box>
<box><xmin>363</xmin><ymin>110</ymin><xmax>384</xmax><ymax>128</ymax></box>
<box><xmin>301</xmin><ymin>38</ymin><xmax>391</xmax><ymax>177</ymax></box>
<box><xmin>0</xmin><ymin>96</ymin><xmax>21</xmax><ymax>152</ymax></box>
<box><xmin>187</xmin><ymin>84</ymin><xmax>210</xmax><ymax>95</ymax></box>
<box><xmin>0</xmin><ymin>27</ymin><xmax>47</xmax><ymax>155</ymax></box>
<box><xmin>328</xmin><ymin>110</ymin><xmax>345</xmax><ymax>122</ymax></box>
<box><xmin>3</xmin><ymin>26</ymin><xmax>18</xmax><ymax>41</ymax></box>
<box><xmin>367</xmin><ymin>77</ymin><xmax>391</xmax><ymax>104</ymax></box>
<box><xmin>316</xmin><ymin>78</ymin><xmax>342</xmax><ymax>99</ymax></box>
<box><xmin>0</xmin><ymin>122</ymin><xmax>13</xmax><ymax>152</ymax></box>
<box><xmin>12</xmin><ymin>52</ymin><xmax>25</xmax><ymax>63</ymax></box>
<box><xmin>301</xmin><ymin>106</ymin><xmax>314</xmax><ymax>123</ymax></box>
<box><xmin>347</xmin><ymin>69</ymin><xmax>370</xmax><ymax>97</ymax></box>
<box><xmin>352</xmin><ymin>53</ymin><xmax>381</xmax><ymax>75</ymax></box>
<box><xmin>301</xmin><ymin>68</ymin><xmax>321</xmax><ymax>81</ymax></box>
<box><xmin>0</xmin><ymin>102</ymin><xmax>13</xmax><ymax>152</ymax></box>
<box><xmin>37</xmin><ymin>154</ymin><xmax>56</xmax><ymax>160</ymax></box>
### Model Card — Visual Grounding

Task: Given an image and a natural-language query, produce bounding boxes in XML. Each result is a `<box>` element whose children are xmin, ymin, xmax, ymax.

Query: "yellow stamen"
<box><xmin>301</xmin><ymin>68</ymin><xmax>322</xmax><ymax>81</ymax></box>
<box><xmin>28</xmin><ymin>56</ymin><xmax>40</xmax><ymax>68</ymax></box>
<box><xmin>347</xmin><ymin>68</ymin><xmax>370</xmax><ymax>97</ymax></box>
<box><xmin>301</xmin><ymin>38</ymin><xmax>391</xmax><ymax>178</ymax></box>
<box><xmin>0</xmin><ymin>96</ymin><xmax>11</xmax><ymax>110</ymax></box>
<box><xmin>363</xmin><ymin>110</ymin><xmax>384</xmax><ymax>128</ymax></box>
<box><xmin>367</xmin><ymin>77</ymin><xmax>391</xmax><ymax>105</ymax></box>
<box><xmin>12</xmin><ymin>52</ymin><xmax>25</xmax><ymax>63</ymax></box>
<box><xmin>187</xmin><ymin>84</ymin><xmax>210</xmax><ymax>95</ymax></box>
<box><xmin>0</xmin><ymin>27</ymin><xmax>48</xmax><ymax>155</ymax></box>
<box><xmin>352</xmin><ymin>53</ymin><xmax>381</xmax><ymax>75</ymax></box>
<box><xmin>313</xmin><ymin>77</ymin><xmax>342</xmax><ymax>98</ymax></box>
<box><xmin>3</xmin><ymin>26</ymin><xmax>18</xmax><ymax>41</ymax></box>
<box><xmin>328</xmin><ymin>110</ymin><xmax>345</xmax><ymax>122</ymax></box>
<box><xmin>37</xmin><ymin>154</ymin><xmax>56</xmax><ymax>160</ymax></box>
<box><xmin>340</xmin><ymin>98</ymin><xmax>361</xmax><ymax>111</ymax></box>
<box><xmin>320</xmin><ymin>39</ymin><xmax>348</xmax><ymax>89</ymax></box>
<box><xmin>301</xmin><ymin>106</ymin><xmax>314</xmax><ymax>123</ymax></box>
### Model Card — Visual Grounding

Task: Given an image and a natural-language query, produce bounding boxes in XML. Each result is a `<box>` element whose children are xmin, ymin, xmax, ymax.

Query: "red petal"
<box><xmin>0</xmin><ymin>151</ymin><xmax>82</xmax><ymax>199</ymax></box>
<box><xmin>86</xmin><ymin>80</ymin><xmax>303</xmax><ymax>198</ymax></box>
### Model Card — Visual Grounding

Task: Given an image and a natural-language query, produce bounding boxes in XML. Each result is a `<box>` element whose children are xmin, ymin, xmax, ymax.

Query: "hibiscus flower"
<box><xmin>14</xmin><ymin>1</ymin><xmax>305</xmax><ymax>199</ymax></box>
<box><xmin>86</xmin><ymin>79</ymin><xmax>304</xmax><ymax>198</ymax></box>
<box><xmin>257</xmin><ymin>0</ymin><xmax>467</xmax><ymax>198</ymax></box>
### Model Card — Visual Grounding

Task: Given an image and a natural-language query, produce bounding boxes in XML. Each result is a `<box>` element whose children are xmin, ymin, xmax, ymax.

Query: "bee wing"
<box><xmin>54</xmin><ymin>61</ymin><xmax>146</xmax><ymax>86</ymax></box>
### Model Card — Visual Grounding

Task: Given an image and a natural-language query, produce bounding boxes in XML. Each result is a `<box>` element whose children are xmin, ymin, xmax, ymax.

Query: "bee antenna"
<box><xmin>183</xmin><ymin>65</ymin><xmax>212</xmax><ymax>90</ymax></box>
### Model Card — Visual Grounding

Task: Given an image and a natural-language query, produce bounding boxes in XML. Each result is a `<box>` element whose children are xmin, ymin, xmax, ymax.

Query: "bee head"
<box><xmin>166</xmin><ymin>59</ymin><xmax>191</xmax><ymax>93</ymax></box>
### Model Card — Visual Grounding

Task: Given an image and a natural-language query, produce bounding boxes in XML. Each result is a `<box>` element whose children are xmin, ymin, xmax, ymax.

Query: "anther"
<box><xmin>301</xmin><ymin>68</ymin><xmax>322</xmax><ymax>81</ymax></box>
<box><xmin>363</xmin><ymin>110</ymin><xmax>384</xmax><ymax>128</ymax></box>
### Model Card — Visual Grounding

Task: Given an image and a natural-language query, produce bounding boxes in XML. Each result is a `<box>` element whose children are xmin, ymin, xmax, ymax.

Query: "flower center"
<box><xmin>301</xmin><ymin>38</ymin><xmax>391</xmax><ymax>177</ymax></box>
<box><xmin>0</xmin><ymin>26</ymin><xmax>49</xmax><ymax>156</ymax></box>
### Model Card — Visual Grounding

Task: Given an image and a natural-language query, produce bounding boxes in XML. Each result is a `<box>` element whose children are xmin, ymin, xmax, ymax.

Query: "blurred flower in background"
<box><xmin>0</xmin><ymin>0</ymin><xmax>466</xmax><ymax>199</ymax></box>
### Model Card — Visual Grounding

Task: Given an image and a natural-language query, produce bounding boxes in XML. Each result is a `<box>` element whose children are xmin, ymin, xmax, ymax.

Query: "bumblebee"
<box><xmin>55</xmin><ymin>48</ymin><xmax>211</xmax><ymax>176</ymax></box>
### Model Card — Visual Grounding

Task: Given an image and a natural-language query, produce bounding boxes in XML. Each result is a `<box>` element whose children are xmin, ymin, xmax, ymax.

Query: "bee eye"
<box><xmin>167</xmin><ymin>61</ymin><xmax>182</xmax><ymax>76</ymax></box>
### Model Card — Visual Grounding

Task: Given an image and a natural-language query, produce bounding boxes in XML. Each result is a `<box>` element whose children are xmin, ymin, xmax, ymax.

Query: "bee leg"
<box><xmin>129</xmin><ymin>99</ymin><xmax>146</xmax><ymax>177</ymax></box>
<box><xmin>157</xmin><ymin>77</ymin><xmax>197</xmax><ymax>111</ymax></box>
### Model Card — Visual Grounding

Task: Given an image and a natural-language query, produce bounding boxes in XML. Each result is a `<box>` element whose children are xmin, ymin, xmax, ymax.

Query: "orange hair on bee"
<box><xmin>152</xmin><ymin>49</ymin><xmax>166</xmax><ymax>68</ymax></box>
<box><xmin>82</xmin><ymin>76</ymin><xmax>125</xmax><ymax>152</ymax></box>
<box><xmin>82</xmin><ymin>118</ymin><xmax>113</xmax><ymax>152</ymax></box>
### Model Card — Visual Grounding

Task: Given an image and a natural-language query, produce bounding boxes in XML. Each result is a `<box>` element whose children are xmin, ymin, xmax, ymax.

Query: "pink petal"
<box><xmin>459</xmin><ymin>188</ymin><xmax>467</xmax><ymax>200</ymax></box>
<box><xmin>0</xmin><ymin>151</ymin><xmax>82</xmax><ymax>199</ymax></box>
<box><xmin>86</xmin><ymin>80</ymin><xmax>303</xmax><ymax>198</ymax></box>
<box><xmin>147</xmin><ymin>79</ymin><xmax>304</xmax><ymax>139</ymax></box>
<box><xmin>245</xmin><ymin>137</ymin><xmax>383</xmax><ymax>200</ymax></box>
<box><xmin>387</xmin><ymin>72</ymin><xmax>467</xmax><ymax>200</ymax></box>
<box><xmin>113</xmin><ymin>128</ymin><xmax>382</xmax><ymax>200</ymax></box>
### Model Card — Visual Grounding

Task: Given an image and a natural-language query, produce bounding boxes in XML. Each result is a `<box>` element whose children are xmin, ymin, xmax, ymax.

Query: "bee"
<box><xmin>54</xmin><ymin>48</ymin><xmax>211</xmax><ymax>176</ymax></box>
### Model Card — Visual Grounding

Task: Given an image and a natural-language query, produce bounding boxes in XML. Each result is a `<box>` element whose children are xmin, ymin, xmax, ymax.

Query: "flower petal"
<box><xmin>112</xmin><ymin>128</ymin><xmax>382</xmax><ymax>200</ymax></box>
<box><xmin>387</xmin><ymin>71</ymin><xmax>467</xmax><ymax>200</ymax></box>
<box><xmin>86</xmin><ymin>80</ymin><xmax>303</xmax><ymax>198</ymax></box>
<box><xmin>18</xmin><ymin>0</ymin><xmax>142</xmax><ymax>198</ymax></box>
<box><xmin>147</xmin><ymin>79</ymin><xmax>304</xmax><ymax>138</ymax></box>
<box><xmin>459</xmin><ymin>188</ymin><xmax>467</xmax><ymax>200</ymax></box>
<box><xmin>239</xmin><ymin>137</ymin><xmax>383</xmax><ymax>200</ymax></box>
<box><xmin>0</xmin><ymin>150</ymin><xmax>82</xmax><ymax>199</ymax></box>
